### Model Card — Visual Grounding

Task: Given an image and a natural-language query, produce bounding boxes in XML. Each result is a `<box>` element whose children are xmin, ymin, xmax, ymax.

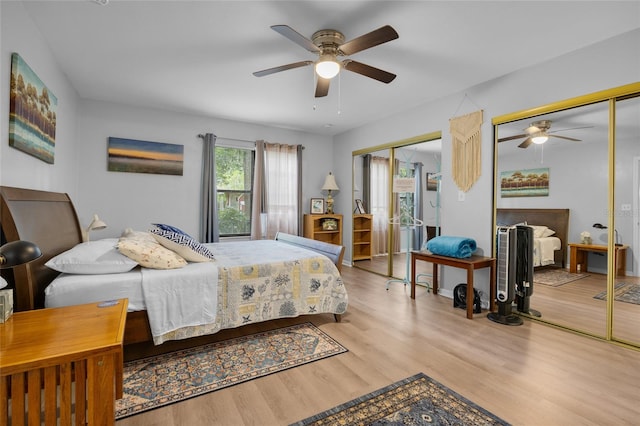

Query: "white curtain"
<box><xmin>371</xmin><ymin>156</ymin><xmax>389</xmax><ymax>256</ymax></box>
<box><xmin>251</xmin><ymin>141</ymin><xmax>301</xmax><ymax>239</ymax></box>
<box><xmin>413</xmin><ymin>162</ymin><xmax>424</xmax><ymax>250</ymax></box>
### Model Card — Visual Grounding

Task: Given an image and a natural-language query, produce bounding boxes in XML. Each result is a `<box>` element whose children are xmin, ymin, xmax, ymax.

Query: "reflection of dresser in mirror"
<box><xmin>353</xmin><ymin>214</ymin><xmax>373</xmax><ymax>261</ymax></box>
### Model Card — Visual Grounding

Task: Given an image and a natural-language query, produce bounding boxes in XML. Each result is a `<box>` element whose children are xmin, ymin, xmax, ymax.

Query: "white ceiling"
<box><xmin>20</xmin><ymin>1</ymin><xmax>640</xmax><ymax>136</ymax></box>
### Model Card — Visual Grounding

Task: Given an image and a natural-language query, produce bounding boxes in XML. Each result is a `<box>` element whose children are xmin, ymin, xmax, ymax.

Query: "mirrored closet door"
<box><xmin>613</xmin><ymin>94</ymin><xmax>640</xmax><ymax>346</ymax></box>
<box><xmin>352</xmin><ymin>133</ymin><xmax>441</xmax><ymax>281</ymax></box>
<box><xmin>493</xmin><ymin>82</ymin><xmax>640</xmax><ymax>348</ymax></box>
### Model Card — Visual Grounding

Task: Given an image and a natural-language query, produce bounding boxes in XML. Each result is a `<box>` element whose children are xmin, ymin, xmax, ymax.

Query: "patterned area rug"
<box><xmin>290</xmin><ymin>373</ymin><xmax>510</xmax><ymax>426</ymax></box>
<box><xmin>116</xmin><ymin>322</ymin><xmax>347</xmax><ymax>419</ymax></box>
<box><xmin>594</xmin><ymin>282</ymin><xmax>640</xmax><ymax>305</ymax></box>
<box><xmin>534</xmin><ymin>269</ymin><xmax>589</xmax><ymax>287</ymax></box>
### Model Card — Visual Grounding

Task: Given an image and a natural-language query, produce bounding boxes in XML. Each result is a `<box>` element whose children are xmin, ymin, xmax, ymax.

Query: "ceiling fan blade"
<box><xmin>339</xmin><ymin>25</ymin><xmax>399</xmax><ymax>56</ymax></box>
<box><xmin>498</xmin><ymin>134</ymin><xmax>528</xmax><ymax>142</ymax></box>
<box><xmin>271</xmin><ymin>25</ymin><xmax>320</xmax><ymax>53</ymax></box>
<box><xmin>315</xmin><ymin>77</ymin><xmax>330</xmax><ymax>98</ymax></box>
<box><xmin>343</xmin><ymin>60</ymin><xmax>396</xmax><ymax>83</ymax></box>
<box><xmin>518</xmin><ymin>137</ymin><xmax>533</xmax><ymax>148</ymax></box>
<box><xmin>549</xmin><ymin>134</ymin><xmax>581</xmax><ymax>142</ymax></box>
<box><xmin>253</xmin><ymin>61</ymin><xmax>313</xmax><ymax>77</ymax></box>
<box><xmin>549</xmin><ymin>125</ymin><xmax>593</xmax><ymax>134</ymax></box>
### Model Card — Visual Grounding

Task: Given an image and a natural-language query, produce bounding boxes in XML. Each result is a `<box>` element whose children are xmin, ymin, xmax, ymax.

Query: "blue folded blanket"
<box><xmin>426</xmin><ymin>236</ymin><xmax>477</xmax><ymax>258</ymax></box>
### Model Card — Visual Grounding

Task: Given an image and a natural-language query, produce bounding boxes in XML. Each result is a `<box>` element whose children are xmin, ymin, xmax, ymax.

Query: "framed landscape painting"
<box><xmin>108</xmin><ymin>137</ymin><xmax>184</xmax><ymax>176</ymax></box>
<box><xmin>500</xmin><ymin>167</ymin><xmax>549</xmax><ymax>197</ymax></box>
<box><xmin>9</xmin><ymin>53</ymin><xmax>57</xmax><ymax>164</ymax></box>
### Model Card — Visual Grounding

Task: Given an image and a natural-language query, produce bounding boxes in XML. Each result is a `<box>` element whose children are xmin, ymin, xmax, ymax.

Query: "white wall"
<box><xmin>0</xmin><ymin>2</ymin><xmax>80</xmax><ymax>197</ymax></box>
<box><xmin>75</xmin><ymin>100</ymin><xmax>334</xmax><ymax>239</ymax></box>
<box><xmin>334</xmin><ymin>28</ymin><xmax>640</xmax><ymax>299</ymax></box>
<box><xmin>1</xmin><ymin>1</ymin><xmax>334</xmax><ymax>240</ymax></box>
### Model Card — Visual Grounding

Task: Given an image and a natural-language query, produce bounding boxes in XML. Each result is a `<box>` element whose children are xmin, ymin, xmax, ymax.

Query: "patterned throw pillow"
<box><xmin>149</xmin><ymin>224</ymin><xmax>215</xmax><ymax>262</ymax></box>
<box><xmin>117</xmin><ymin>238</ymin><xmax>187</xmax><ymax>269</ymax></box>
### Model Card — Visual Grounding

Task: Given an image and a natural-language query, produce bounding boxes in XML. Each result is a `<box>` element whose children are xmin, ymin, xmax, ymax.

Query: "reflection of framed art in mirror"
<box><xmin>426</xmin><ymin>173</ymin><xmax>438</xmax><ymax>191</ymax></box>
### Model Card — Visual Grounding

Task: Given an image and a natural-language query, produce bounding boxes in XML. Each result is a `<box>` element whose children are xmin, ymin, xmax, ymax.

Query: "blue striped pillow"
<box><xmin>149</xmin><ymin>224</ymin><xmax>215</xmax><ymax>262</ymax></box>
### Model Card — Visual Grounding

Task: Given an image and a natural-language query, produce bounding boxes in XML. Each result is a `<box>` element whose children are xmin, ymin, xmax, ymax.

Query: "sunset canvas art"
<box><xmin>108</xmin><ymin>137</ymin><xmax>184</xmax><ymax>175</ymax></box>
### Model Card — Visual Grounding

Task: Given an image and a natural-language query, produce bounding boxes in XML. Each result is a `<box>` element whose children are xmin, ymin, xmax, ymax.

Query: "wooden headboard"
<box><xmin>0</xmin><ymin>186</ymin><xmax>83</xmax><ymax>311</ymax></box>
<box><xmin>496</xmin><ymin>208</ymin><xmax>570</xmax><ymax>267</ymax></box>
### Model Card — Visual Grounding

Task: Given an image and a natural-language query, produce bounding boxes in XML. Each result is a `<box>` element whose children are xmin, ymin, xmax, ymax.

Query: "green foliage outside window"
<box><xmin>215</xmin><ymin>147</ymin><xmax>254</xmax><ymax>236</ymax></box>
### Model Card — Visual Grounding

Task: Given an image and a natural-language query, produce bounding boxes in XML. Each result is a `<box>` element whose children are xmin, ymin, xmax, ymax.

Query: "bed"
<box><xmin>0</xmin><ymin>186</ymin><xmax>347</xmax><ymax>347</ymax></box>
<box><xmin>496</xmin><ymin>208</ymin><xmax>570</xmax><ymax>268</ymax></box>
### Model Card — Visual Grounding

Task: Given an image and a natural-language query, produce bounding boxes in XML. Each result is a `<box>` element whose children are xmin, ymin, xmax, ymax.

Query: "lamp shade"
<box><xmin>322</xmin><ymin>172</ymin><xmax>340</xmax><ymax>191</ymax></box>
<box><xmin>0</xmin><ymin>240</ymin><xmax>42</xmax><ymax>269</ymax></box>
<box><xmin>531</xmin><ymin>134</ymin><xmax>548</xmax><ymax>144</ymax></box>
<box><xmin>315</xmin><ymin>56</ymin><xmax>340</xmax><ymax>79</ymax></box>
<box><xmin>87</xmin><ymin>214</ymin><xmax>107</xmax><ymax>231</ymax></box>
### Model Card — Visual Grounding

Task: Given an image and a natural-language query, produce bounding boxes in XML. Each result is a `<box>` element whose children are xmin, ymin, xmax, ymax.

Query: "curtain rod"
<box><xmin>197</xmin><ymin>134</ymin><xmax>255</xmax><ymax>144</ymax></box>
<box><xmin>197</xmin><ymin>134</ymin><xmax>304</xmax><ymax>148</ymax></box>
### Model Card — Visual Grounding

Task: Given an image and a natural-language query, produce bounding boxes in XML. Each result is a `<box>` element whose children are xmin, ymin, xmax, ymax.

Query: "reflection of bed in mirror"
<box><xmin>496</xmin><ymin>208</ymin><xmax>569</xmax><ymax>268</ymax></box>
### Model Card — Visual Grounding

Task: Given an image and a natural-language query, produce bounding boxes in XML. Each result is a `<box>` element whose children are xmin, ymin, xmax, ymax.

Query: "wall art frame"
<box><xmin>500</xmin><ymin>167</ymin><xmax>550</xmax><ymax>198</ymax></box>
<box><xmin>108</xmin><ymin>137</ymin><xmax>184</xmax><ymax>176</ymax></box>
<box><xmin>9</xmin><ymin>53</ymin><xmax>58</xmax><ymax>164</ymax></box>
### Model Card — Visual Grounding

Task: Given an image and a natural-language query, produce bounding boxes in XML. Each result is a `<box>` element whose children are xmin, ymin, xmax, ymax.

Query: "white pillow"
<box><xmin>149</xmin><ymin>223</ymin><xmax>215</xmax><ymax>262</ymax></box>
<box><xmin>540</xmin><ymin>227</ymin><xmax>556</xmax><ymax>237</ymax></box>
<box><xmin>46</xmin><ymin>238</ymin><xmax>138</xmax><ymax>274</ymax></box>
<box><xmin>117</xmin><ymin>238</ymin><xmax>187</xmax><ymax>270</ymax></box>
<box><xmin>529</xmin><ymin>225</ymin><xmax>556</xmax><ymax>238</ymax></box>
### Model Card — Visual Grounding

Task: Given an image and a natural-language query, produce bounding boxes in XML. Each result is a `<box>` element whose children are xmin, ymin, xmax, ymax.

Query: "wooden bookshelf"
<box><xmin>353</xmin><ymin>214</ymin><xmax>373</xmax><ymax>261</ymax></box>
<box><xmin>303</xmin><ymin>214</ymin><xmax>343</xmax><ymax>246</ymax></box>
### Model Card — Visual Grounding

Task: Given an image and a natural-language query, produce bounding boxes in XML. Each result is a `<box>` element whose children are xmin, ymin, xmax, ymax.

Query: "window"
<box><xmin>215</xmin><ymin>146</ymin><xmax>254</xmax><ymax>237</ymax></box>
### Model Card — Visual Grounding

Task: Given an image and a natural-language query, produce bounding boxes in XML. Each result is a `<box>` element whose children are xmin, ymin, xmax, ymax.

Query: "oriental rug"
<box><xmin>290</xmin><ymin>372</ymin><xmax>510</xmax><ymax>426</ymax></box>
<box><xmin>594</xmin><ymin>282</ymin><xmax>640</xmax><ymax>305</ymax></box>
<box><xmin>115</xmin><ymin>322</ymin><xmax>347</xmax><ymax>419</ymax></box>
<box><xmin>534</xmin><ymin>268</ymin><xmax>589</xmax><ymax>287</ymax></box>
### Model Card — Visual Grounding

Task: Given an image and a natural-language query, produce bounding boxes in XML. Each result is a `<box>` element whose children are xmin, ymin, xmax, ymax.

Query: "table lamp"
<box><xmin>593</xmin><ymin>223</ymin><xmax>621</xmax><ymax>246</ymax></box>
<box><xmin>84</xmin><ymin>214</ymin><xmax>107</xmax><ymax>241</ymax></box>
<box><xmin>0</xmin><ymin>240</ymin><xmax>42</xmax><ymax>322</ymax></box>
<box><xmin>322</xmin><ymin>172</ymin><xmax>339</xmax><ymax>214</ymax></box>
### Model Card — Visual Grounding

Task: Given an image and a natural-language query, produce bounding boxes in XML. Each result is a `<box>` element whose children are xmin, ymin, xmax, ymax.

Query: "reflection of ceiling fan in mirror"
<box><xmin>253</xmin><ymin>25</ymin><xmax>398</xmax><ymax>97</ymax></box>
<box><xmin>498</xmin><ymin>120</ymin><xmax>589</xmax><ymax>149</ymax></box>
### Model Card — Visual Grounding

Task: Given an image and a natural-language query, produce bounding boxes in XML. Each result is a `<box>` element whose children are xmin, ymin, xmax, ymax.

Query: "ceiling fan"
<box><xmin>253</xmin><ymin>24</ymin><xmax>398</xmax><ymax>97</ymax></box>
<box><xmin>498</xmin><ymin>120</ymin><xmax>584</xmax><ymax>149</ymax></box>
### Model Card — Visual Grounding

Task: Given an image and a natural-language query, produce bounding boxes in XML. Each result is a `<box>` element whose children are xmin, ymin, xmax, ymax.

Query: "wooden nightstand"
<box><xmin>568</xmin><ymin>243</ymin><xmax>628</xmax><ymax>276</ymax></box>
<box><xmin>0</xmin><ymin>299</ymin><xmax>128</xmax><ymax>426</ymax></box>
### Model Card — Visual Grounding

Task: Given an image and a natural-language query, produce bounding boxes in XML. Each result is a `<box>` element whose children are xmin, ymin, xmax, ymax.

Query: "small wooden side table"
<box><xmin>568</xmin><ymin>243</ymin><xmax>628</xmax><ymax>276</ymax></box>
<box><xmin>0</xmin><ymin>299</ymin><xmax>127</xmax><ymax>426</ymax></box>
<box><xmin>411</xmin><ymin>251</ymin><xmax>496</xmax><ymax>319</ymax></box>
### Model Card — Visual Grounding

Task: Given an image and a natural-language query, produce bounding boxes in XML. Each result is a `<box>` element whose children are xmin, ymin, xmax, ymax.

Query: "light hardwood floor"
<box><xmin>117</xmin><ymin>265</ymin><xmax>640</xmax><ymax>426</ymax></box>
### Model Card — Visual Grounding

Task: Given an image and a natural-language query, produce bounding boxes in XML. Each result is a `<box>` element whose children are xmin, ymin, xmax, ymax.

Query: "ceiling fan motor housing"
<box><xmin>312</xmin><ymin>30</ymin><xmax>345</xmax><ymax>56</ymax></box>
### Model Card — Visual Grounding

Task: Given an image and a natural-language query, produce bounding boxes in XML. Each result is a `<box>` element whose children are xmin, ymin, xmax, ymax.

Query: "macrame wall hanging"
<box><xmin>450</xmin><ymin>109</ymin><xmax>483</xmax><ymax>192</ymax></box>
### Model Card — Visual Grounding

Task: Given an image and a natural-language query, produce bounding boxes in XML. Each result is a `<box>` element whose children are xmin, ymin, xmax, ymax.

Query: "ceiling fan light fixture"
<box><xmin>315</xmin><ymin>55</ymin><xmax>340</xmax><ymax>79</ymax></box>
<box><xmin>531</xmin><ymin>134</ymin><xmax>549</xmax><ymax>144</ymax></box>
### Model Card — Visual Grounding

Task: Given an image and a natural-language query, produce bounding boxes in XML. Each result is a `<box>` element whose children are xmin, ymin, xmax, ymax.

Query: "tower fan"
<box><xmin>488</xmin><ymin>226</ymin><xmax>523</xmax><ymax>325</ymax></box>
<box><xmin>514</xmin><ymin>225</ymin><xmax>541</xmax><ymax>317</ymax></box>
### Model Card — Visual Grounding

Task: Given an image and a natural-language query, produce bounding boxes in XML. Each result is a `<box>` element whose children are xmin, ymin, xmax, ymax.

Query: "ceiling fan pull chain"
<box><xmin>337</xmin><ymin>72</ymin><xmax>342</xmax><ymax>115</ymax></box>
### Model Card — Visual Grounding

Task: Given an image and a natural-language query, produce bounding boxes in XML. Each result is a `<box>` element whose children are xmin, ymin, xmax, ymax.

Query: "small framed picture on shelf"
<box><xmin>355</xmin><ymin>199</ymin><xmax>366</xmax><ymax>214</ymax></box>
<box><xmin>311</xmin><ymin>198</ymin><xmax>325</xmax><ymax>214</ymax></box>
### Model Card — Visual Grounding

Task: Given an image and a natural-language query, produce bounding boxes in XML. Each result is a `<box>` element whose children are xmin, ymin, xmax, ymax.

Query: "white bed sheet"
<box><xmin>533</xmin><ymin>236</ymin><xmax>561</xmax><ymax>266</ymax></box>
<box><xmin>44</xmin><ymin>267</ymin><xmax>146</xmax><ymax>311</ymax></box>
